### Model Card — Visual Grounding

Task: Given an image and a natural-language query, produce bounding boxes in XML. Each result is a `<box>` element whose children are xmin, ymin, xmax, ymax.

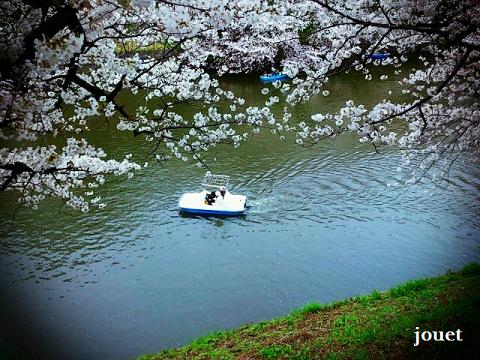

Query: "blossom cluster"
<box><xmin>1</xmin><ymin>0</ymin><xmax>478</xmax><ymax>210</ymax></box>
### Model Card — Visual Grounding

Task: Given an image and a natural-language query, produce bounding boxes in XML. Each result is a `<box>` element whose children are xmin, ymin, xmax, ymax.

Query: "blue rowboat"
<box><xmin>259</xmin><ymin>73</ymin><xmax>289</xmax><ymax>82</ymax></box>
<box><xmin>369</xmin><ymin>53</ymin><xmax>390</xmax><ymax>60</ymax></box>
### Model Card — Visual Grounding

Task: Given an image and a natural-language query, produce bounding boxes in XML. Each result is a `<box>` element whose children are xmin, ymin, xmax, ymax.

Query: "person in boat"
<box><xmin>205</xmin><ymin>190</ymin><xmax>217</xmax><ymax>205</ymax></box>
<box><xmin>220</xmin><ymin>186</ymin><xmax>226</xmax><ymax>199</ymax></box>
<box><xmin>205</xmin><ymin>194</ymin><xmax>214</xmax><ymax>205</ymax></box>
<box><xmin>262</xmin><ymin>69</ymin><xmax>279</xmax><ymax>77</ymax></box>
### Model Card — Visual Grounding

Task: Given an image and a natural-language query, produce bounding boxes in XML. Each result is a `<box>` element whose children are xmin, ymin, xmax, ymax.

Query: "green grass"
<box><xmin>138</xmin><ymin>262</ymin><xmax>480</xmax><ymax>359</ymax></box>
<box><xmin>292</xmin><ymin>302</ymin><xmax>324</xmax><ymax>316</ymax></box>
<box><xmin>260</xmin><ymin>344</ymin><xmax>293</xmax><ymax>358</ymax></box>
<box><xmin>461</xmin><ymin>261</ymin><xmax>480</xmax><ymax>275</ymax></box>
<box><xmin>115</xmin><ymin>41</ymin><xmax>175</xmax><ymax>56</ymax></box>
<box><xmin>389</xmin><ymin>278</ymin><xmax>429</xmax><ymax>297</ymax></box>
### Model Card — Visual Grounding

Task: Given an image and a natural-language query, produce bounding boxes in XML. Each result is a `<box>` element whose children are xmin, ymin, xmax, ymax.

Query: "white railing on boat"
<box><xmin>201</xmin><ymin>174</ymin><xmax>230</xmax><ymax>189</ymax></box>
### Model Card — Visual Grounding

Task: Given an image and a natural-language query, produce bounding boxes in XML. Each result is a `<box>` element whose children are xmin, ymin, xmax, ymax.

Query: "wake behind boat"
<box><xmin>178</xmin><ymin>174</ymin><xmax>247</xmax><ymax>216</ymax></box>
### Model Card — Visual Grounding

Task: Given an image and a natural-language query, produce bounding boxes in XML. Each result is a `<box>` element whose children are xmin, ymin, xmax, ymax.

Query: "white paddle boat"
<box><xmin>178</xmin><ymin>174</ymin><xmax>247</xmax><ymax>216</ymax></box>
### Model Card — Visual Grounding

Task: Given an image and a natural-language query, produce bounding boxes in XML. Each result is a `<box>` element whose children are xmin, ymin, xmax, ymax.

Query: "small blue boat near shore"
<box><xmin>369</xmin><ymin>53</ymin><xmax>390</xmax><ymax>60</ymax></box>
<box><xmin>259</xmin><ymin>72</ymin><xmax>290</xmax><ymax>82</ymax></box>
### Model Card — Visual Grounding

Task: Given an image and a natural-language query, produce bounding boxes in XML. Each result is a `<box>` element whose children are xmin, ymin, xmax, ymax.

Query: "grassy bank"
<box><xmin>115</xmin><ymin>41</ymin><xmax>174</xmax><ymax>56</ymax></box>
<box><xmin>139</xmin><ymin>263</ymin><xmax>480</xmax><ymax>360</ymax></box>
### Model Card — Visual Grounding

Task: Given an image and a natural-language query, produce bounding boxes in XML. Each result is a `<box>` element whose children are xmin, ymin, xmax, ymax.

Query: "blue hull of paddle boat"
<box><xmin>179</xmin><ymin>207</ymin><xmax>245</xmax><ymax>216</ymax></box>
<box><xmin>259</xmin><ymin>73</ymin><xmax>289</xmax><ymax>82</ymax></box>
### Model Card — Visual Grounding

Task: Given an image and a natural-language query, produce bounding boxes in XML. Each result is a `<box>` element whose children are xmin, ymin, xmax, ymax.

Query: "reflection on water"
<box><xmin>1</xmin><ymin>72</ymin><xmax>480</xmax><ymax>360</ymax></box>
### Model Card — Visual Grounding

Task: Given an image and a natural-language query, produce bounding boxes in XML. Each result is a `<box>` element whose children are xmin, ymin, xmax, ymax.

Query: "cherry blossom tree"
<box><xmin>279</xmin><ymin>0</ymin><xmax>479</xmax><ymax>179</ymax></box>
<box><xmin>1</xmin><ymin>0</ymin><xmax>478</xmax><ymax>211</ymax></box>
<box><xmin>200</xmin><ymin>0</ymin><xmax>478</xmax><ymax>178</ymax></box>
<box><xmin>0</xmin><ymin>0</ymin><xmax>278</xmax><ymax>211</ymax></box>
